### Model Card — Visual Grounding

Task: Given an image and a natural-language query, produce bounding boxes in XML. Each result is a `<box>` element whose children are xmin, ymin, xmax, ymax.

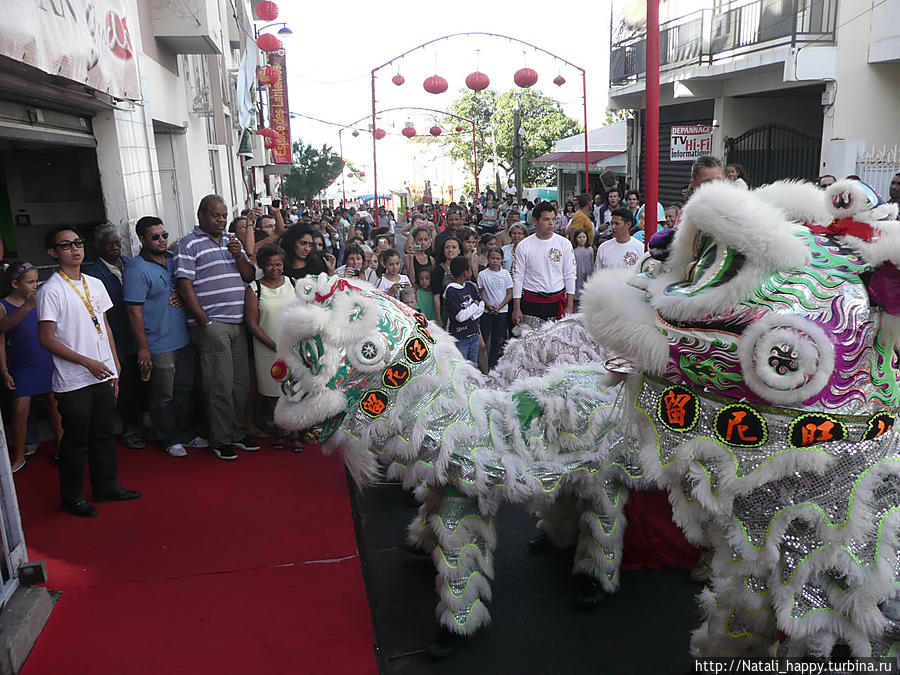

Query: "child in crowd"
<box><xmin>405</xmin><ymin>226</ymin><xmax>434</xmax><ymax>286</ymax></box>
<box><xmin>478</xmin><ymin>233</ymin><xmax>498</xmax><ymax>271</ymax></box>
<box><xmin>375</xmin><ymin>249</ymin><xmax>411</xmax><ymax>298</ymax></box>
<box><xmin>415</xmin><ymin>269</ymin><xmax>437</xmax><ymax>321</ymax></box>
<box><xmin>399</xmin><ymin>287</ymin><xmax>418</xmax><ymax>310</ymax></box>
<box><xmin>0</xmin><ymin>261</ymin><xmax>63</xmax><ymax>472</ymax></box>
<box><xmin>477</xmin><ymin>248</ymin><xmax>513</xmax><ymax>370</ymax></box>
<box><xmin>571</xmin><ymin>229</ymin><xmax>595</xmax><ymax>306</ymax></box>
<box><xmin>443</xmin><ymin>257</ymin><xmax>484</xmax><ymax>365</ymax></box>
<box><xmin>457</xmin><ymin>226</ymin><xmax>479</xmax><ymax>276</ymax></box>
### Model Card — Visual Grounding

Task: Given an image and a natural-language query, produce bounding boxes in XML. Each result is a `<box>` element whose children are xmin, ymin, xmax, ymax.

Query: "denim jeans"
<box><xmin>455</xmin><ymin>333</ymin><xmax>479</xmax><ymax>365</ymax></box>
<box><xmin>147</xmin><ymin>344</ymin><xmax>195</xmax><ymax>447</ymax></box>
<box><xmin>480</xmin><ymin>312</ymin><xmax>508</xmax><ymax>369</ymax></box>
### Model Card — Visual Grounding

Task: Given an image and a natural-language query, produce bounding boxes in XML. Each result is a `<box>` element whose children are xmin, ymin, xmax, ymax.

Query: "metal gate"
<box><xmin>725</xmin><ymin>124</ymin><xmax>821</xmax><ymax>187</ymax></box>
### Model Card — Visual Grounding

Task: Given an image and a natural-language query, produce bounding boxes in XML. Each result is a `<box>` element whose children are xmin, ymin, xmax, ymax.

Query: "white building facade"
<box><xmin>607</xmin><ymin>0</ymin><xmax>900</xmax><ymax>203</ymax></box>
<box><xmin>0</xmin><ymin>0</ymin><xmax>277</xmax><ymax>271</ymax></box>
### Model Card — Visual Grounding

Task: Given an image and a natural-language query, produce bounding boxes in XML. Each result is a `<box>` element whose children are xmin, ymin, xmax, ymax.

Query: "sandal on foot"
<box><xmin>273</xmin><ymin>436</ymin><xmax>285</xmax><ymax>450</ymax></box>
<box><xmin>11</xmin><ymin>459</ymin><xmax>25</xmax><ymax>474</ymax></box>
<box><xmin>291</xmin><ymin>439</ymin><xmax>304</xmax><ymax>453</ymax></box>
<box><xmin>121</xmin><ymin>433</ymin><xmax>145</xmax><ymax>449</ymax></box>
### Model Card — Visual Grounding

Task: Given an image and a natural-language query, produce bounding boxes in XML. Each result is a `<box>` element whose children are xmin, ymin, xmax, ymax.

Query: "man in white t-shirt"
<box><xmin>37</xmin><ymin>225</ymin><xmax>141</xmax><ymax>517</ymax></box>
<box><xmin>595</xmin><ymin>208</ymin><xmax>645</xmax><ymax>271</ymax></box>
<box><xmin>511</xmin><ymin>202</ymin><xmax>577</xmax><ymax>325</ymax></box>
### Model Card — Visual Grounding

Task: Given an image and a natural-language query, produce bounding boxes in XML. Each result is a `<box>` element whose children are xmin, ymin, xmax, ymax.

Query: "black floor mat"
<box><xmin>349</xmin><ymin>476</ymin><xmax>701</xmax><ymax>674</ymax></box>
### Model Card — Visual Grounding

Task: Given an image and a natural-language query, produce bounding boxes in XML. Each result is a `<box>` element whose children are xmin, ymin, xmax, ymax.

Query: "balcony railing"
<box><xmin>610</xmin><ymin>0</ymin><xmax>837</xmax><ymax>86</ymax></box>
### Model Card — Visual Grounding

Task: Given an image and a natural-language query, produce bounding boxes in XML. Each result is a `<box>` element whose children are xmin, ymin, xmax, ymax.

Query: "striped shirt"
<box><xmin>174</xmin><ymin>227</ymin><xmax>249</xmax><ymax>324</ymax></box>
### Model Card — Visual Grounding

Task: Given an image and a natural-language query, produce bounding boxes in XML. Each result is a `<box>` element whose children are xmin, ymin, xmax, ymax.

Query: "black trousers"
<box><xmin>55</xmin><ymin>381</ymin><xmax>118</xmax><ymax>503</ymax></box>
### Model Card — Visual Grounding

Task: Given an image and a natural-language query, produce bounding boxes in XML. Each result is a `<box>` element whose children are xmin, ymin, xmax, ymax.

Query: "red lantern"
<box><xmin>455</xmin><ymin>125</ymin><xmax>464</xmax><ymax>132</ymax></box>
<box><xmin>429</xmin><ymin>126</ymin><xmax>442</xmax><ymax>136</ymax></box>
<box><xmin>254</xmin><ymin>1</ymin><xmax>278</xmax><ymax>21</ymax></box>
<box><xmin>465</xmin><ymin>71</ymin><xmax>490</xmax><ymax>92</ymax></box>
<box><xmin>259</xmin><ymin>128</ymin><xmax>278</xmax><ymax>149</ymax></box>
<box><xmin>392</xmin><ymin>74</ymin><xmax>405</xmax><ymax>86</ymax></box>
<box><xmin>423</xmin><ymin>75</ymin><xmax>448</xmax><ymax>94</ymax></box>
<box><xmin>329</xmin><ymin>179</ymin><xmax>334</xmax><ymax>183</ymax></box>
<box><xmin>256</xmin><ymin>33</ymin><xmax>282</xmax><ymax>53</ymax></box>
<box><xmin>348</xmin><ymin>173</ymin><xmax>354</xmax><ymax>178</ymax></box>
<box><xmin>514</xmin><ymin>67</ymin><xmax>538</xmax><ymax>88</ymax></box>
<box><xmin>257</xmin><ymin>65</ymin><xmax>279</xmax><ymax>86</ymax></box>
<box><xmin>373</xmin><ymin>128</ymin><xmax>387</xmax><ymax>140</ymax></box>
<box><xmin>553</xmin><ymin>75</ymin><xmax>566</xmax><ymax>86</ymax></box>
<box><xmin>359</xmin><ymin>171</ymin><xmax>365</xmax><ymax>177</ymax></box>
<box><xmin>351</xmin><ymin>130</ymin><xmax>359</xmax><ymax>137</ymax></box>
<box><xmin>401</xmin><ymin>126</ymin><xmax>416</xmax><ymax>138</ymax></box>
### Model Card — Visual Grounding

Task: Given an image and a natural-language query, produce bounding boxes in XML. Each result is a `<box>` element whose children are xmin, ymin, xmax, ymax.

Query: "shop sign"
<box><xmin>266</xmin><ymin>50</ymin><xmax>292</xmax><ymax>164</ymax></box>
<box><xmin>670</xmin><ymin>125</ymin><xmax>713</xmax><ymax>162</ymax></box>
<box><xmin>0</xmin><ymin>0</ymin><xmax>140</xmax><ymax>100</ymax></box>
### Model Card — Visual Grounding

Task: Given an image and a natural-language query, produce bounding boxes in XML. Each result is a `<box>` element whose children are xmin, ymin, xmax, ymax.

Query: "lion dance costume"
<box><xmin>274</xmin><ymin>178</ymin><xmax>900</xmax><ymax>659</ymax></box>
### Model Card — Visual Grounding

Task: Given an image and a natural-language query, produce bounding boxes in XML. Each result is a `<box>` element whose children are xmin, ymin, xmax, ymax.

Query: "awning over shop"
<box><xmin>531</xmin><ymin>151</ymin><xmax>627</xmax><ymax>172</ymax></box>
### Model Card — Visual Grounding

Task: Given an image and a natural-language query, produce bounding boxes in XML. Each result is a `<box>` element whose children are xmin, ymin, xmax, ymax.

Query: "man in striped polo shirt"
<box><xmin>175</xmin><ymin>195</ymin><xmax>258</xmax><ymax>461</ymax></box>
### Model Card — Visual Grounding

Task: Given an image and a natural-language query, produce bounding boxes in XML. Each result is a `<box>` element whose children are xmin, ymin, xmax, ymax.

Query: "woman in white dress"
<box><xmin>244</xmin><ymin>244</ymin><xmax>299</xmax><ymax>450</ymax></box>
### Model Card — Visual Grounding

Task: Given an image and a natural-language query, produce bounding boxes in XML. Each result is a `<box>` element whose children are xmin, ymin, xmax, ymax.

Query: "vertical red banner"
<box><xmin>267</xmin><ymin>50</ymin><xmax>292</xmax><ymax>164</ymax></box>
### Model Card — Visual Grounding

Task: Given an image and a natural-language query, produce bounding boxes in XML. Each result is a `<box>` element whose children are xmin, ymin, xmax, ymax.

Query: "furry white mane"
<box><xmin>647</xmin><ymin>180</ymin><xmax>811</xmax><ymax>322</ymax></box>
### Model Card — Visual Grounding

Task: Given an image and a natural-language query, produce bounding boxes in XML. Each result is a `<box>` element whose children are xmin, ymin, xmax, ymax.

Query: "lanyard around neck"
<box><xmin>58</xmin><ymin>270</ymin><xmax>102</xmax><ymax>335</ymax></box>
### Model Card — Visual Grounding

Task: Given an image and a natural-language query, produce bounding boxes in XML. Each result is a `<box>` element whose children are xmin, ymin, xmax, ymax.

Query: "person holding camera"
<box><xmin>374</xmin><ymin>249</ymin><xmax>410</xmax><ymax>298</ymax></box>
<box><xmin>334</xmin><ymin>244</ymin><xmax>375</xmax><ymax>283</ymax></box>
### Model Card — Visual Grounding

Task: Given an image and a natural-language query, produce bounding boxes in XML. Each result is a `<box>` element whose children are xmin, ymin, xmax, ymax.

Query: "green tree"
<box><xmin>282</xmin><ymin>140</ymin><xmax>342</xmax><ymax>203</ymax></box>
<box><xmin>605</xmin><ymin>108</ymin><xmax>631</xmax><ymax>124</ymax></box>
<box><xmin>443</xmin><ymin>88</ymin><xmax>582</xmax><ymax>187</ymax></box>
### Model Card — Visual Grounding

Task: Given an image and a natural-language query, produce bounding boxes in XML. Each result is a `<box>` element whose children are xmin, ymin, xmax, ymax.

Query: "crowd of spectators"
<box><xmin>4</xmin><ymin>157</ymin><xmax>889</xmax><ymax>518</ymax></box>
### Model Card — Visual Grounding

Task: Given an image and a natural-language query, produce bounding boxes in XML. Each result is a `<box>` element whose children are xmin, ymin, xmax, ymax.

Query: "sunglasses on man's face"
<box><xmin>54</xmin><ymin>239</ymin><xmax>85</xmax><ymax>251</ymax></box>
<box><xmin>148</xmin><ymin>232</ymin><xmax>169</xmax><ymax>241</ymax></box>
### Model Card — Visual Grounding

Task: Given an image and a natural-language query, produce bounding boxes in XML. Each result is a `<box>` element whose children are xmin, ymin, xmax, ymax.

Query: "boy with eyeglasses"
<box><xmin>37</xmin><ymin>225</ymin><xmax>141</xmax><ymax>517</ymax></box>
<box><xmin>124</xmin><ymin>216</ymin><xmax>198</xmax><ymax>458</ymax></box>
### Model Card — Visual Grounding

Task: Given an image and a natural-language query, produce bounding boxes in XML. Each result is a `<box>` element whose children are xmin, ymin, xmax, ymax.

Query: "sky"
<box><xmin>271</xmin><ymin>0</ymin><xmax>613</xmax><ymax>160</ymax></box>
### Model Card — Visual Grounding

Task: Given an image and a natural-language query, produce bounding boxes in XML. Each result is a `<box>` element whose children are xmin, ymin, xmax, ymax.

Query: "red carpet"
<box><xmin>13</xmin><ymin>439</ymin><xmax>376</xmax><ymax>675</ymax></box>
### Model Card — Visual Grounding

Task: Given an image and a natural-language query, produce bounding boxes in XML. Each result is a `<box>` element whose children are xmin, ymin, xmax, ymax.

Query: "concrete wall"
<box><xmin>821</xmin><ymin>0</ymin><xmax>900</xmax><ymax>177</ymax></box>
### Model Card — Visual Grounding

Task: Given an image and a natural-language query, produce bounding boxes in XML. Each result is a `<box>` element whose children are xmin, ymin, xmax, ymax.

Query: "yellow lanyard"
<box><xmin>58</xmin><ymin>270</ymin><xmax>102</xmax><ymax>335</ymax></box>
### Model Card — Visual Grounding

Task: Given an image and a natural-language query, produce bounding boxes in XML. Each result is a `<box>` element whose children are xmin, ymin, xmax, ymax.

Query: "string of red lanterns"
<box><xmin>389</xmin><ymin>66</ymin><xmax>559</xmax><ymax>93</ymax></box>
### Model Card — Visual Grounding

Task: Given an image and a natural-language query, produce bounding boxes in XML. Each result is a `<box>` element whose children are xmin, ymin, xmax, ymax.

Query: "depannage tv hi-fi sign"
<box><xmin>670</xmin><ymin>125</ymin><xmax>713</xmax><ymax>162</ymax></box>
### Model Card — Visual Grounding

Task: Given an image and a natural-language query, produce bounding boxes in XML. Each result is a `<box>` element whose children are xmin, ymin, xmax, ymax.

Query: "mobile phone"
<box><xmin>351</xmin><ymin>268</ymin><xmax>360</xmax><ymax>277</ymax></box>
<box><xmin>272</xmin><ymin>199</ymin><xmax>281</xmax><ymax>208</ymax></box>
<box><xmin>254</xmin><ymin>199</ymin><xmax>262</xmax><ymax>208</ymax></box>
<box><xmin>260</xmin><ymin>196</ymin><xmax>273</xmax><ymax>207</ymax></box>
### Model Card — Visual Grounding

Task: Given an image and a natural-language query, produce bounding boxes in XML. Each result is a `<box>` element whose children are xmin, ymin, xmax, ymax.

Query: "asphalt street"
<box><xmin>349</xmin><ymin>477</ymin><xmax>701</xmax><ymax>674</ymax></box>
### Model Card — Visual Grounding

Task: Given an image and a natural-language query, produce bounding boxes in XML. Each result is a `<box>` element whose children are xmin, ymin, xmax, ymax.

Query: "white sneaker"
<box><xmin>166</xmin><ymin>443</ymin><xmax>187</xmax><ymax>457</ymax></box>
<box><xmin>184</xmin><ymin>436</ymin><xmax>209</xmax><ymax>448</ymax></box>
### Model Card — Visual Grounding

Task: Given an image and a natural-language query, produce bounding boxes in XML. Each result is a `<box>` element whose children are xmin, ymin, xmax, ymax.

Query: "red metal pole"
<box><xmin>472</xmin><ymin>122</ymin><xmax>479</xmax><ymax>198</ymax></box>
<box><xmin>339</xmin><ymin>128</ymin><xmax>346</xmax><ymax>207</ymax></box>
<box><xmin>582</xmin><ymin>69</ymin><xmax>589</xmax><ymax>195</ymax></box>
<box><xmin>645</xmin><ymin>0</ymin><xmax>660</xmax><ymax>248</ymax></box>
<box><xmin>371</xmin><ymin>72</ymin><xmax>378</xmax><ymax>212</ymax></box>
